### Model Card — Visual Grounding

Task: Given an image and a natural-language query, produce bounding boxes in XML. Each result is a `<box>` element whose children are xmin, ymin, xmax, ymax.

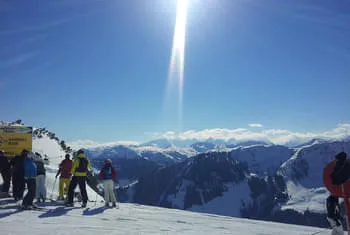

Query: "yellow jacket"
<box><xmin>71</xmin><ymin>153</ymin><xmax>91</xmax><ymax>177</ymax></box>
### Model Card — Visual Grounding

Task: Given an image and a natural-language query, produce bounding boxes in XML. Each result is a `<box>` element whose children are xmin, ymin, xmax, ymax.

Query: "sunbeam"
<box><xmin>166</xmin><ymin>0</ymin><xmax>188</xmax><ymax>131</ymax></box>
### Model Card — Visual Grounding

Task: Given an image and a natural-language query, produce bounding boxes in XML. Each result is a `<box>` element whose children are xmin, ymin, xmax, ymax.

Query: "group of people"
<box><xmin>0</xmin><ymin>148</ymin><xmax>119</xmax><ymax>209</ymax></box>
<box><xmin>0</xmin><ymin>149</ymin><xmax>47</xmax><ymax>209</ymax></box>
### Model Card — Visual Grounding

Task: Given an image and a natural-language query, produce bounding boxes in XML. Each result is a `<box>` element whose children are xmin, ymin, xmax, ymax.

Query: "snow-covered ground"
<box><xmin>0</xmin><ymin>198</ymin><xmax>331</xmax><ymax>235</ymax></box>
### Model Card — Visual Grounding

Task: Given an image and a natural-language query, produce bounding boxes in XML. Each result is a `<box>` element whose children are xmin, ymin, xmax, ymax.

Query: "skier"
<box><xmin>331</xmin><ymin>152</ymin><xmax>350</xmax><ymax>185</ymax></box>
<box><xmin>0</xmin><ymin>150</ymin><xmax>11</xmax><ymax>197</ymax></box>
<box><xmin>98</xmin><ymin>159</ymin><xmax>117</xmax><ymax>207</ymax></box>
<box><xmin>10</xmin><ymin>149</ymin><xmax>28</xmax><ymax>201</ymax></box>
<box><xmin>22</xmin><ymin>152</ymin><xmax>37</xmax><ymax>209</ymax></box>
<box><xmin>56</xmin><ymin>154</ymin><xmax>73</xmax><ymax>201</ymax></box>
<box><xmin>326</xmin><ymin>195</ymin><xmax>344</xmax><ymax>235</ymax></box>
<box><xmin>34</xmin><ymin>153</ymin><xmax>47</xmax><ymax>203</ymax></box>
<box><xmin>66</xmin><ymin>149</ymin><xmax>91</xmax><ymax>207</ymax></box>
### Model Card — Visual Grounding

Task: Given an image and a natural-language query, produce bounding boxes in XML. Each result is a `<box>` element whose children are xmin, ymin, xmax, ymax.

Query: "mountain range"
<box><xmin>2</xmin><ymin>122</ymin><xmax>350</xmax><ymax>229</ymax></box>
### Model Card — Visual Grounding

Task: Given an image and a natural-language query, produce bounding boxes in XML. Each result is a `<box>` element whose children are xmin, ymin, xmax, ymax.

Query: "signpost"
<box><xmin>323</xmin><ymin>161</ymin><xmax>350</xmax><ymax>234</ymax></box>
<box><xmin>0</xmin><ymin>126</ymin><xmax>32</xmax><ymax>157</ymax></box>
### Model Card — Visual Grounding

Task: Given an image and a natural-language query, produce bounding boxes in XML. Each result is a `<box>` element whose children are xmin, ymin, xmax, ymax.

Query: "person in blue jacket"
<box><xmin>22</xmin><ymin>152</ymin><xmax>37</xmax><ymax>209</ymax></box>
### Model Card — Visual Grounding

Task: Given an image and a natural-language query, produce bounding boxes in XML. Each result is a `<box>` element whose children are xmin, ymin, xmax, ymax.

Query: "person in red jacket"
<box><xmin>55</xmin><ymin>154</ymin><xmax>73</xmax><ymax>201</ymax></box>
<box><xmin>98</xmin><ymin>159</ymin><xmax>117</xmax><ymax>207</ymax></box>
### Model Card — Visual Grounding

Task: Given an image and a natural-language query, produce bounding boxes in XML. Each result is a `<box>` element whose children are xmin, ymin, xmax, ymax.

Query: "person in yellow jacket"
<box><xmin>65</xmin><ymin>149</ymin><xmax>91</xmax><ymax>207</ymax></box>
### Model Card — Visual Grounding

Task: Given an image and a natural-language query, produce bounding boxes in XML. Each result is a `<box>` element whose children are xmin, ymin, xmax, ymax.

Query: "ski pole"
<box><xmin>94</xmin><ymin>189</ymin><xmax>98</xmax><ymax>206</ymax></box>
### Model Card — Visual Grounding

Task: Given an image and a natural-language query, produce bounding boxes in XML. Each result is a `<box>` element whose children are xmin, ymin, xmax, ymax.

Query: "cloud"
<box><xmin>248</xmin><ymin>123</ymin><xmax>263</xmax><ymax>128</ymax></box>
<box><xmin>148</xmin><ymin>123</ymin><xmax>350</xmax><ymax>146</ymax></box>
<box><xmin>0</xmin><ymin>51</ymin><xmax>40</xmax><ymax>69</ymax></box>
<box><xmin>67</xmin><ymin>139</ymin><xmax>139</xmax><ymax>150</ymax></box>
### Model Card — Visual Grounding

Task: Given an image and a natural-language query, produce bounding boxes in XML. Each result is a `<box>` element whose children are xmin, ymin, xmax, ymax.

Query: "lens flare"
<box><xmin>165</xmin><ymin>0</ymin><xmax>188</xmax><ymax>131</ymax></box>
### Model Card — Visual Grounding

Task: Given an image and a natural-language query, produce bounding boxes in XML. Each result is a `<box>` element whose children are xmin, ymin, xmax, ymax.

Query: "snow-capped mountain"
<box><xmin>141</xmin><ymin>138</ymin><xmax>200</xmax><ymax>148</ymax></box>
<box><xmin>279</xmin><ymin>140</ymin><xmax>350</xmax><ymax>213</ymax></box>
<box><xmin>230</xmin><ymin>145</ymin><xmax>296</xmax><ymax>175</ymax></box>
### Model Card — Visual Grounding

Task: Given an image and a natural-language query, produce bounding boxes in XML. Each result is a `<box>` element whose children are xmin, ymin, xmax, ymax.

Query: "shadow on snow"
<box><xmin>83</xmin><ymin>206</ymin><xmax>108</xmax><ymax>216</ymax></box>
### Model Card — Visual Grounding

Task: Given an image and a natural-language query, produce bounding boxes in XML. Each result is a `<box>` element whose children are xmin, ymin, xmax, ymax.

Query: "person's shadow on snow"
<box><xmin>83</xmin><ymin>206</ymin><xmax>108</xmax><ymax>216</ymax></box>
<box><xmin>38</xmin><ymin>206</ymin><xmax>79</xmax><ymax>218</ymax></box>
<box><xmin>0</xmin><ymin>208</ymin><xmax>23</xmax><ymax>219</ymax></box>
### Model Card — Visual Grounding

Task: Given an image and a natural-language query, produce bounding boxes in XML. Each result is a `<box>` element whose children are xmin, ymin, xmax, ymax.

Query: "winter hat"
<box><xmin>21</xmin><ymin>149</ymin><xmax>29</xmax><ymax>156</ymax></box>
<box><xmin>27</xmin><ymin>152</ymin><xmax>35</xmax><ymax>159</ymax></box>
<box><xmin>335</xmin><ymin>152</ymin><xmax>347</xmax><ymax>161</ymax></box>
<box><xmin>65</xmin><ymin>154</ymin><xmax>70</xmax><ymax>159</ymax></box>
<box><xmin>77</xmin><ymin>149</ymin><xmax>85</xmax><ymax>155</ymax></box>
<box><xmin>105</xmin><ymin>159</ymin><xmax>112</xmax><ymax>164</ymax></box>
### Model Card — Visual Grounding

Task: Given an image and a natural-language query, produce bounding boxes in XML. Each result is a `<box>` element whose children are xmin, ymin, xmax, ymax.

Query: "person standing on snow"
<box><xmin>66</xmin><ymin>149</ymin><xmax>91</xmax><ymax>208</ymax></box>
<box><xmin>0</xmin><ymin>150</ymin><xmax>11</xmax><ymax>197</ymax></box>
<box><xmin>34</xmin><ymin>153</ymin><xmax>47</xmax><ymax>203</ymax></box>
<box><xmin>56</xmin><ymin>154</ymin><xmax>73</xmax><ymax>201</ymax></box>
<box><xmin>22</xmin><ymin>152</ymin><xmax>37</xmax><ymax>209</ymax></box>
<box><xmin>98</xmin><ymin>159</ymin><xmax>117</xmax><ymax>207</ymax></box>
<box><xmin>10</xmin><ymin>149</ymin><xmax>28</xmax><ymax>201</ymax></box>
<box><xmin>326</xmin><ymin>195</ymin><xmax>344</xmax><ymax>235</ymax></box>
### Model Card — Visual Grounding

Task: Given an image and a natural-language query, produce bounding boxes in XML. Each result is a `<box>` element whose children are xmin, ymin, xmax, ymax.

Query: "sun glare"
<box><xmin>166</xmin><ymin>0</ymin><xmax>189</xmax><ymax>131</ymax></box>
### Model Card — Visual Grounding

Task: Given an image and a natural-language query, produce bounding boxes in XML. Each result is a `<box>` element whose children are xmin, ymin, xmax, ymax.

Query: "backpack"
<box><xmin>76</xmin><ymin>158</ymin><xmax>88</xmax><ymax>173</ymax></box>
<box><xmin>103</xmin><ymin>166</ymin><xmax>112</xmax><ymax>179</ymax></box>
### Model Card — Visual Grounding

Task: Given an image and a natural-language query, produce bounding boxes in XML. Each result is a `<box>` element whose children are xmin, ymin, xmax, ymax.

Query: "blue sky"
<box><xmin>1</xmin><ymin>0</ymin><xmax>349</xmax><ymax>144</ymax></box>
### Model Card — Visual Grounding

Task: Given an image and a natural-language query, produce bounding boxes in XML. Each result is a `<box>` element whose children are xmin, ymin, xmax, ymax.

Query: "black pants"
<box><xmin>12</xmin><ymin>173</ymin><xmax>25</xmax><ymax>200</ymax></box>
<box><xmin>1</xmin><ymin>168</ymin><xmax>11</xmax><ymax>193</ymax></box>
<box><xmin>22</xmin><ymin>178</ymin><xmax>36</xmax><ymax>207</ymax></box>
<box><xmin>68</xmin><ymin>176</ymin><xmax>88</xmax><ymax>204</ymax></box>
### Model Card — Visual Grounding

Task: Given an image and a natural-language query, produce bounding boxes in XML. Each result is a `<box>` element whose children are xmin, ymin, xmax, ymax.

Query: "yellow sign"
<box><xmin>0</xmin><ymin>126</ymin><xmax>32</xmax><ymax>157</ymax></box>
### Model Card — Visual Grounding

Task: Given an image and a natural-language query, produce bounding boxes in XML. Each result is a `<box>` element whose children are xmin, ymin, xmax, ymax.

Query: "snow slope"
<box><xmin>0</xmin><ymin>198</ymin><xmax>330</xmax><ymax>235</ymax></box>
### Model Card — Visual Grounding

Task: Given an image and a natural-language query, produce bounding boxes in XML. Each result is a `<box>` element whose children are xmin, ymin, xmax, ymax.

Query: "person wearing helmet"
<box><xmin>331</xmin><ymin>152</ymin><xmax>350</xmax><ymax>185</ymax></box>
<box><xmin>56</xmin><ymin>154</ymin><xmax>73</xmax><ymax>200</ymax></box>
<box><xmin>0</xmin><ymin>150</ymin><xmax>11</xmax><ymax>197</ymax></box>
<box><xmin>66</xmin><ymin>149</ymin><xmax>91</xmax><ymax>207</ymax></box>
<box><xmin>98</xmin><ymin>159</ymin><xmax>117</xmax><ymax>207</ymax></box>
<box><xmin>22</xmin><ymin>152</ymin><xmax>37</xmax><ymax>209</ymax></box>
<box><xmin>10</xmin><ymin>149</ymin><xmax>28</xmax><ymax>201</ymax></box>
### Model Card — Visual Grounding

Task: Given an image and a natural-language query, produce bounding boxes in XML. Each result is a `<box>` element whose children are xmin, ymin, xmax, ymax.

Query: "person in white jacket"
<box><xmin>34</xmin><ymin>153</ymin><xmax>47</xmax><ymax>203</ymax></box>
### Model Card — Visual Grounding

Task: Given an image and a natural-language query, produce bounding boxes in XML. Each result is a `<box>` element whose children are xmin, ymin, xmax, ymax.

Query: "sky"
<box><xmin>1</xmin><ymin>0</ymin><xmax>350</xmax><ymax>145</ymax></box>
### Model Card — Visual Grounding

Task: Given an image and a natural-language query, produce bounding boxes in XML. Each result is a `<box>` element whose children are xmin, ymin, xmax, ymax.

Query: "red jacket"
<box><xmin>58</xmin><ymin>159</ymin><xmax>73</xmax><ymax>179</ymax></box>
<box><xmin>98</xmin><ymin>163</ymin><xmax>117</xmax><ymax>181</ymax></box>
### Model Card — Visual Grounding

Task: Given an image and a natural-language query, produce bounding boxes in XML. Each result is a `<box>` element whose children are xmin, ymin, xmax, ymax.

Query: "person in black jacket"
<box><xmin>10</xmin><ymin>149</ymin><xmax>28</xmax><ymax>201</ymax></box>
<box><xmin>0</xmin><ymin>150</ymin><xmax>11</xmax><ymax>196</ymax></box>
<box><xmin>34</xmin><ymin>153</ymin><xmax>46</xmax><ymax>203</ymax></box>
<box><xmin>326</xmin><ymin>195</ymin><xmax>344</xmax><ymax>235</ymax></box>
<box><xmin>331</xmin><ymin>152</ymin><xmax>350</xmax><ymax>185</ymax></box>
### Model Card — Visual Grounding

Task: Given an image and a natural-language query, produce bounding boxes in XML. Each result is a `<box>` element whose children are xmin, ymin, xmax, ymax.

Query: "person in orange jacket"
<box><xmin>98</xmin><ymin>159</ymin><xmax>117</xmax><ymax>207</ymax></box>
